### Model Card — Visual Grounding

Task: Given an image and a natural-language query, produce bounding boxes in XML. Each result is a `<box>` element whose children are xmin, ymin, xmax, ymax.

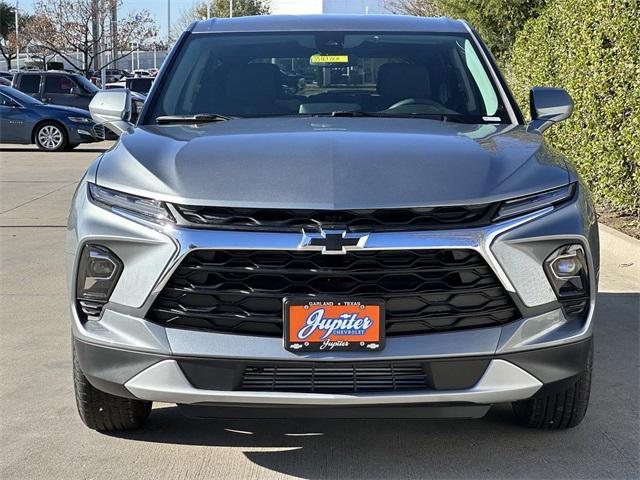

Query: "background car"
<box><xmin>0</xmin><ymin>85</ymin><xmax>104</xmax><ymax>151</ymax></box>
<box><xmin>103</xmin><ymin>69</ymin><xmax>128</xmax><ymax>84</ymax></box>
<box><xmin>11</xmin><ymin>70</ymin><xmax>99</xmax><ymax>110</ymax></box>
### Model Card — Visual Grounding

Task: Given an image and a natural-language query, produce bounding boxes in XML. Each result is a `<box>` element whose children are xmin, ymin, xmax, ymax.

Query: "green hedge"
<box><xmin>507</xmin><ymin>0</ymin><xmax>640</xmax><ymax>215</ymax></box>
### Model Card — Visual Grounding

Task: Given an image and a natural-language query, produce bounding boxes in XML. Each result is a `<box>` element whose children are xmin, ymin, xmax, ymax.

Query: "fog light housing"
<box><xmin>76</xmin><ymin>245</ymin><xmax>123</xmax><ymax>320</ymax></box>
<box><xmin>544</xmin><ymin>244</ymin><xmax>590</xmax><ymax>317</ymax></box>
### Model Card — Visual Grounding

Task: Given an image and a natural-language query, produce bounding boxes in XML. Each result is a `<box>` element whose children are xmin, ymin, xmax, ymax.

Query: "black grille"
<box><xmin>174</xmin><ymin>204</ymin><xmax>498</xmax><ymax>232</ymax></box>
<box><xmin>77</xmin><ymin>299</ymin><xmax>106</xmax><ymax>320</ymax></box>
<box><xmin>92</xmin><ymin>124</ymin><xmax>105</xmax><ymax>140</ymax></box>
<box><xmin>241</xmin><ymin>363</ymin><xmax>428</xmax><ymax>393</ymax></box>
<box><xmin>560</xmin><ymin>296</ymin><xmax>589</xmax><ymax>317</ymax></box>
<box><xmin>148</xmin><ymin>249</ymin><xmax>520</xmax><ymax>336</ymax></box>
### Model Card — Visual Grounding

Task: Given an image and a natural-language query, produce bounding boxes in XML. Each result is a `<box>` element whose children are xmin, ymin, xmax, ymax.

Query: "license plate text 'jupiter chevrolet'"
<box><xmin>68</xmin><ymin>15</ymin><xmax>599</xmax><ymax>431</ymax></box>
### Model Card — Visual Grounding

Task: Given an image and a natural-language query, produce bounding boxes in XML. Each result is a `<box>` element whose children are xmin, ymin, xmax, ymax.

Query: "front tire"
<box><xmin>512</xmin><ymin>345</ymin><xmax>592</xmax><ymax>429</ymax></box>
<box><xmin>34</xmin><ymin>122</ymin><xmax>67</xmax><ymax>151</ymax></box>
<box><xmin>73</xmin><ymin>346</ymin><xmax>151</xmax><ymax>431</ymax></box>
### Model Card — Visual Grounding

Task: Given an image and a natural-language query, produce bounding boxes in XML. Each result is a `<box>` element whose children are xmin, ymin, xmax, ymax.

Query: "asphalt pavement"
<box><xmin>0</xmin><ymin>143</ymin><xmax>638</xmax><ymax>480</ymax></box>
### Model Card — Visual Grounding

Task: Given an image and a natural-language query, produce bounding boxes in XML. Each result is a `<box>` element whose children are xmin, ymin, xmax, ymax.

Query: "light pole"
<box><xmin>167</xmin><ymin>0</ymin><xmax>171</xmax><ymax>46</ymax></box>
<box><xmin>14</xmin><ymin>0</ymin><xmax>19</xmax><ymax>70</ymax></box>
<box><xmin>111</xmin><ymin>0</ymin><xmax>118</xmax><ymax>69</ymax></box>
<box><xmin>230</xmin><ymin>0</ymin><xmax>233</xmax><ymax>18</ymax></box>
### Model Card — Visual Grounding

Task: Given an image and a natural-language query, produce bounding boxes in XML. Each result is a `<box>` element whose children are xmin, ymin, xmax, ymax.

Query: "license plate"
<box><xmin>284</xmin><ymin>298</ymin><xmax>385</xmax><ymax>352</ymax></box>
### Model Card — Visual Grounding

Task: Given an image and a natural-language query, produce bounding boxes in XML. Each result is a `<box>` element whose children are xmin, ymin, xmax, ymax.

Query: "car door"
<box><xmin>42</xmin><ymin>74</ymin><xmax>87</xmax><ymax>109</ymax></box>
<box><xmin>0</xmin><ymin>93</ymin><xmax>34</xmax><ymax>143</ymax></box>
<box><xmin>16</xmin><ymin>73</ymin><xmax>43</xmax><ymax>100</ymax></box>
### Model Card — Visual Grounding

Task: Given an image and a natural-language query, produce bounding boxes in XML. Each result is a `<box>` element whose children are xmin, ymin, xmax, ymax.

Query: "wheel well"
<box><xmin>31</xmin><ymin>119</ymin><xmax>68</xmax><ymax>144</ymax></box>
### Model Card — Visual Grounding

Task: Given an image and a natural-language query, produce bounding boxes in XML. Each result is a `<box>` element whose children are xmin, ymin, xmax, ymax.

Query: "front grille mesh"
<box><xmin>92</xmin><ymin>124</ymin><xmax>105</xmax><ymax>140</ymax></box>
<box><xmin>241</xmin><ymin>363</ymin><xmax>428</xmax><ymax>393</ymax></box>
<box><xmin>77</xmin><ymin>299</ymin><xmax>107</xmax><ymax>320</ymax></box>
<box><xmin>147</xmin><ymin>249</ymin><xmax>520</xmax><ymax>336</ymax></box>
<box><xmin>174</xmin><ymin>204</ymin><xmax>497</xmax><ymax>232</ymax></box>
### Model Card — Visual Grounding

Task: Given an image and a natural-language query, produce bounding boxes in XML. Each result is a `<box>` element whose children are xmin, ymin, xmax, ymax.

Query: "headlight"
<box><xmin>68</xmin><ymin>116</ymin><xmax>92</xmax><ymax>123</ymax></box>
<box><xmin>495</xmin><ymin>184</ymin><xmax>575</xmax><ymax>221</ymax></box>
<box><xmin>88</xmin><ymin>183</ymin><xmax>174</xmax><ymax>224</ymax></box>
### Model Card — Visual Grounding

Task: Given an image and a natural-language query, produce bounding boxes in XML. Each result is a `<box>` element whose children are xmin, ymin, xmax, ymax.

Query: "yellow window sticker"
<box><xmin>310</xmin><ymin>55</ymin><xmax>349</xmax><ymax>64</ymax></box>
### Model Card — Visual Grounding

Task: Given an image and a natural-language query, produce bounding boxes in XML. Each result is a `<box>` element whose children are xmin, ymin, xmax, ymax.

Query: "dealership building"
<box><xmin>270</xmin><ymin>0</ymin><xmax>392</xmax><ymax>15</ymax></box>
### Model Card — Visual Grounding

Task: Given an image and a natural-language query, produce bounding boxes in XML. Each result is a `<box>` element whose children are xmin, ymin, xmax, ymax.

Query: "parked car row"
<box><xmin>0</xmin><ymin>85</ymin><xmax>104</xmax><ymax>151</ymax></box>
<box><xmin>0</xmin><ymin>69</ymin><xmax>151</xmax><ymax>150</ymax></box>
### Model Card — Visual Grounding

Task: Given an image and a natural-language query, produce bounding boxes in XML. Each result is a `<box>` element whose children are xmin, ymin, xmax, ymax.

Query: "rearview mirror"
<box><xmin>89</xmin><ymin>90</ymin><xmax>133</xmax><ymax>136</ymax></box>
<box><xmin>529</xmin><ymin>87</ymin><xmax>573</xmax><ymax>133</ymax></box>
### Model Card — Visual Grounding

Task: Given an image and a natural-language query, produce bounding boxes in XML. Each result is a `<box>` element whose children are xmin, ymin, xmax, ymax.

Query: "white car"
<box><xmin>104</xmin><ymin>81</ymin><xmax>126</xmax><ymax>90</ymax></box>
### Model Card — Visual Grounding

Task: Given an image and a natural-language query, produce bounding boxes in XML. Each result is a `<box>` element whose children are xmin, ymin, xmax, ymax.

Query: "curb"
<box><xmin>598</xmin><ymin>223</ymin><xmax>640</xmax><ymax>258</ymax></box>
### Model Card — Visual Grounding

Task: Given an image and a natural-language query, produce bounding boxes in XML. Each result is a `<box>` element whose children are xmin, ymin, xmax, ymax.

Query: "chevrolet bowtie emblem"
<box><xmin>300</xmin><ymin>229</ymin><xmax>369</xmax><ymax>255</ymax></box>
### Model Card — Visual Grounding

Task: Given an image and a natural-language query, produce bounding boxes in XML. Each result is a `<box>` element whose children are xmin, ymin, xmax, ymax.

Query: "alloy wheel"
<box><xmin>37</xmin><ymin>125</ymin><xmax>64</xmax><ymax>150</ymax></box>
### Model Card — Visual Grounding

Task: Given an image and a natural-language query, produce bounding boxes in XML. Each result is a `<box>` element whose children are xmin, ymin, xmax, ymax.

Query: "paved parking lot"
<box><xmin>1</xmin><ymin>143</ymin><xmax>638</xmax><ymax>479</ymax></box>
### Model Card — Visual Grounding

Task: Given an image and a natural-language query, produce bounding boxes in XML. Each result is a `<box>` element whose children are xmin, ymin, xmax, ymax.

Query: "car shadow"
<box><xmin>105</xmin><ymin>292</ymin><xmax>639</xmax><ymax>479</ymax></box>
<box><xmin>109</xmin><ymin>405</ymin><xmax>532</xmax><ymax>478</ymax></box>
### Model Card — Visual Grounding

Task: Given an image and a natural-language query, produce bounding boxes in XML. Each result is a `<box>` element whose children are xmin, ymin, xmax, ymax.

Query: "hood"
<box><xmin>38</xmin><ymin>104</ymin><xmax>91</xmax><ymax>117</ymax></box>
<box><xmin>96</xmin><ymin>117</ymin><xmax>569</xmax><ymax>209</ymax></box>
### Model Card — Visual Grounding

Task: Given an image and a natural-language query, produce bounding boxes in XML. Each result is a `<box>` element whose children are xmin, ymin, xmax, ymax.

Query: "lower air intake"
<box><xmin>241</xmin><ymin>363</ymin><xmax>429</xmax><ymax>393</ymax></box>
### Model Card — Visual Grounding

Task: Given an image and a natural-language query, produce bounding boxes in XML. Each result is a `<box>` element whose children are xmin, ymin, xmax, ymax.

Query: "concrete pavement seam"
<box><xmin>0</xmin><ymin>182</ymin><xmax>77</xmax><ymax>215</ymax></box>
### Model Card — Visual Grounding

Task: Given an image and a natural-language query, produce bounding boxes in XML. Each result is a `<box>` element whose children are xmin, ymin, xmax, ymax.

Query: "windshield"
<box><xmin>74</xmin><ymin>74</ymin><xmax>99</xmax><ymax>94</ymax></box>
<box><xmin>4</xmin><ymin>86</ymin><xmax>43</xmax><ymax>105</ymax></box>
<box><xmin>145</xmin><ymin>32</ymin><xmax>510</xmax><ymax>124</ymax></box>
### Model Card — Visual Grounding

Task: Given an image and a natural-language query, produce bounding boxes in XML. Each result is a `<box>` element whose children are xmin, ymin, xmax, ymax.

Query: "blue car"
<box><xmin>0</xmin><ymin>86</ymin><xmax>104</xmax><ymax>151</ymax></box>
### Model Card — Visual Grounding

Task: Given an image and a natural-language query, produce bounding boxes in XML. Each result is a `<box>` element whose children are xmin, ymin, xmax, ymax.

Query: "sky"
<box><xmin>17</xmin><ymin>0</ymin><xmax>188</xmax><ymax>39</ymax></box>
<box><xmin>16</xmin><ymin>0</ymin><xmax>392</xmax><ymax>40</ymax></box>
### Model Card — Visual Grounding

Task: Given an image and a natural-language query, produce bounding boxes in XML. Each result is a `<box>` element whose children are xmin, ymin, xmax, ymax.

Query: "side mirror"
<box><xmin>70</xmin><ymin>86</ymin><xmax>82</xmax><ymax>96</ymax></box>
<box><xmin>89</xmin><ymin>90</ymin><xmax>133</xmax><ymax>136</ymax></box>
<box><xmin>529</xmin><ymin>87</ymin><xmax>573</xmax><ymax>133</ymax></box>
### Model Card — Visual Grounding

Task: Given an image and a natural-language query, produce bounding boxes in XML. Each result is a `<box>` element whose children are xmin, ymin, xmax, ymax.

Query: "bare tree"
<box><xmin>26</xmin><ymin>0</ymin><xmax>158</xmax><ymax>76</ymax></box>
<box><xmin>175</xmin><ymin>0</ymin><xmax>270</xmax><ymax>33</ymax></box>
<box><xmin>0</xmin><ymin>2</ymin><xmax>33</xmax><ymax>70</ymax></box>
<box><xmin>387</xmin><ymin>0</ymin><xmax>441</xmax><ymax>16</ymax></box>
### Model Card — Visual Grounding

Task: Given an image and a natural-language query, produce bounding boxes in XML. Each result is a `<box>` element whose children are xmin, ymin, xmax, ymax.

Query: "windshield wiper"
<box><xmin>327</xmin><ymin>111</ymin><xmax>378</xmax><ymax>117</ymax></box>
<box><xmin>308</xmin><ymin>111</ymin><xmax>500</xmax><ymax>123</ymax></box>
<box><xmin>156</xmin><ymin>113</ymin><xmax>236</xmax><ymax>124</ymax></box>
<box><xmin>394</xmin><ymin>113</ymin><xmax>504</xmax><ymax>124</ymax></box>
<box><xmin>301</xmin><ymin>110</ymin><xmax>380</xmax><ymax>118</ymax></box>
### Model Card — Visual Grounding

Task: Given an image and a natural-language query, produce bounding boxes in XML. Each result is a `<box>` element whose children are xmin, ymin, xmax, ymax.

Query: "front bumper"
<box><xmin>67</xmin><ymin>177</ymin><xmax>599</xmax><ymax>408</ymax></box>
<box><xmin>74</xmin><ymin>337</ymin><xmax>592</xmax><ymax>408</ymax></box>
<box><xmin>68</xmin><ymin>123</ymin><xmax>105</xmax><ymax>144</ymax></box>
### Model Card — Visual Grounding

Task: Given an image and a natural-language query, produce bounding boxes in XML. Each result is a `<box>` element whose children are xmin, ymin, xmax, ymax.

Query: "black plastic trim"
<box><xmin>179</xmin><ymin>403</ymin><xmax>491</xmax><ymax>419</ymax></box>
<box><xmin>73</xmin><ymin>337</ymin><xmax>592</xmax><ymax>401</ymax></box>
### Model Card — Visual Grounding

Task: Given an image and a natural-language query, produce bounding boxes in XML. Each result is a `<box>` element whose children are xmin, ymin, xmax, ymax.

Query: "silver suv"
<box><xmin>68</xmin><ymin>15</ymin><xmax>598</xmax><ymax>431</ymax></box>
